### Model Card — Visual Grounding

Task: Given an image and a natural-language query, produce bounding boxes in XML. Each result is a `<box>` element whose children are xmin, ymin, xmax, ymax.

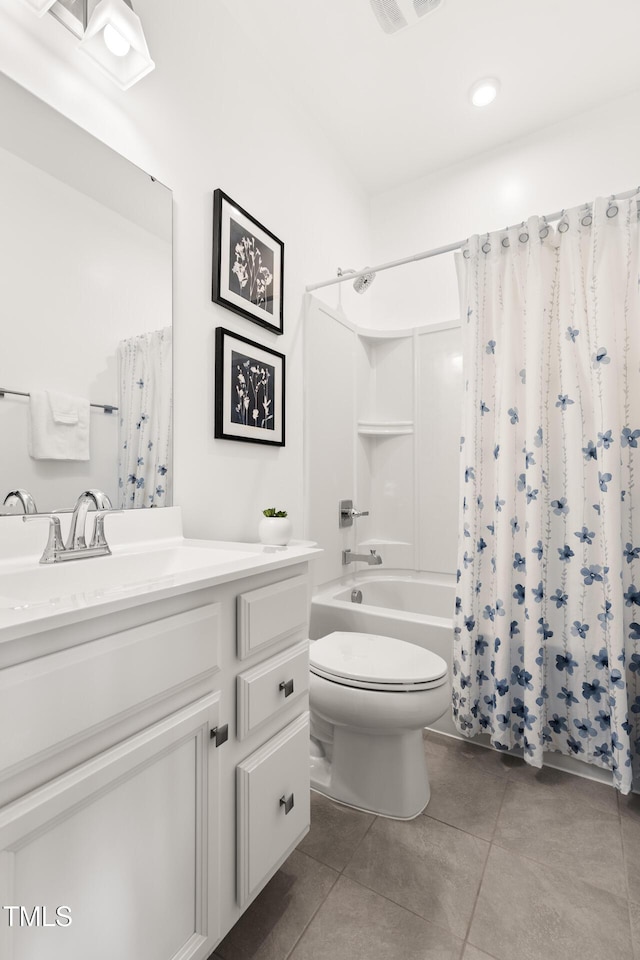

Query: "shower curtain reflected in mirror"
<box><xmin>117</xmin><ymin>327</ymin><xmax>172</xmax><ymax>509</ymax></box>
<box><xmin>454</xmin><ymin>197</ymin><xmax>640</xmax><ymax>793</ymax></box>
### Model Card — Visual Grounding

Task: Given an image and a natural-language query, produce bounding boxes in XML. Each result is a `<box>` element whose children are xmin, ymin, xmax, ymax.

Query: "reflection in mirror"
<box><xmin>0</xmin><ymin>72</ymin><xmax>172</xmax><ymax>515</ymax></box>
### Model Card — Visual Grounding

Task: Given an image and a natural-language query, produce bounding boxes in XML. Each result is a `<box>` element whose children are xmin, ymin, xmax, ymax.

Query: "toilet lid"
<box><xmin>309</xmin><ymin>631</ymin><xmax>448</xmax><ymax>691</ymax></box>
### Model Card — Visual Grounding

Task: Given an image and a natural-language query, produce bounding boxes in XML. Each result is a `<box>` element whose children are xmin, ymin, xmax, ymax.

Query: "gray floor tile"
<box><xmin>620</xmin><ymin>791</ymin><xmax>640</xmax><ymax>823</ymax></box>
<box><xmin>504</xmin><ymin>762</ymin><xmax>618</xmax><ymax>814</ymax></box>
<box><xmin>297</xmin><ymin>790</ymin><xmax>375</xmax><ymax>872</ymax></box>
<box><xmin>631</xmin><ymin>902</ymin><xmax>640</xmax><ymax>960</ymax></box>
<box><xmin>216</xmin><ymin>849</ymin><xmax>338</xmax><ymax>960</ymax></box>
<box><xmin>494</xmin><ymin>779</ymin><xmax>626</xmax><ymax>898</ymax></box>
<box><xmin>422</xmin><ymin>742</ymin><xmax>508</xmax><ymax>840</ymax></box>
<box><xmin>622</xmin><ymin>815</ymin><xmax>640</xmax><ymax>904</ymax></box>
<box><xmin>461</xmin><ymin>946</ymin><xmax>497</xmax><ymax>960</ymax></box>
<box><xmin>468</xmin><ymin>845</ymin><xmax>633</xmax><ymax>960</ymax></box>
<box><xmin>343</xmin><ymin>814</ymin><xmax>489</xmax><ymax>940</ymax></box>
<box><xmin>424</xmin><ymin>731</ymin><xmax>524</xmax><ymax>781</ymax></box>
<box><xmin>289</xmin><ymin>875</ymin><xmax>464</xmax><ymax>960</ymax></box>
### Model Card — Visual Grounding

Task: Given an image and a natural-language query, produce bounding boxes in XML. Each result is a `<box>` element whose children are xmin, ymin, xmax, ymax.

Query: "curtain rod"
<box><xmin>0</xmin><ymin>388</ymin><xmax>118</xmax><ymax>414</ymax></box>
<box><xmin>305</xmin><ymin>187</ymin><xmax>640</xmax><ymax>293</ymax></box>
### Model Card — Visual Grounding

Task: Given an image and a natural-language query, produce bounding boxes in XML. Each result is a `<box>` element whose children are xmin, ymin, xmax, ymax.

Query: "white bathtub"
<box><xmin>309</xmin><ymin>571</ymin><xmax>457</xmax><ymax>735</ymax></box>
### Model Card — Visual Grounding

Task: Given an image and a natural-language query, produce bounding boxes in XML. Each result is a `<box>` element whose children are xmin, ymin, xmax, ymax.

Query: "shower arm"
<box><xmin>305</xmin><ymin>187</ymin><xmax>640</xmax><ymax>293</ymax></box>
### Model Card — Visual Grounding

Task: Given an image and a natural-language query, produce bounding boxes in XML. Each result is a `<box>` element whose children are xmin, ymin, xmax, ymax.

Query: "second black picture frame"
<box><xmin>214</xmin><ymin>327</ymin><xmax>286</xmax><ymax>447</ymax></box>
<box><xmin>212</xmin><ymin>189</ymin><xmax>284</xmax><ymax>335</ymax></box>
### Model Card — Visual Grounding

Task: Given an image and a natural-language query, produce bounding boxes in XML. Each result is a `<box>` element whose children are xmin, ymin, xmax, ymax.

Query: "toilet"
<box><xmin>309</xmin><ymin>631</ymin><xmax>450</xmax><ymax>820</ymax></box>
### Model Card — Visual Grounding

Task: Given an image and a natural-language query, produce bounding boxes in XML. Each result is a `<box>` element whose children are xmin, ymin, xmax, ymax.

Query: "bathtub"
<box><xmin>309</xmin><ymin>570</ymin><xmax>457</xmax><ymax>735</ymax></box>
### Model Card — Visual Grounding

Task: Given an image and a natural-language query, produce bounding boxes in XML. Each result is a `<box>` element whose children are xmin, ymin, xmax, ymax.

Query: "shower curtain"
<box><xmin>453</xmin><ymin>196</ymin><xmax>640</xmax><ymax>793</ymax></box>
<box><xmin>117</xmin><ymin>327</ymin><xmax>172</xmax><ymax>509</ymax></box>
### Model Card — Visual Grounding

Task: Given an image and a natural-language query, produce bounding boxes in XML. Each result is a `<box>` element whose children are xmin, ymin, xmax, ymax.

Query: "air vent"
<box><xmin>413</xmin><ymin>0</ymin><xmax>444</xmax><ymax>17</ymax></box>
<box><xmin>369</xmin><ymin>0</ymin><xmax>444</xmax><ymax>34</ymax></box>
<box><xmin>369</xmin><ymin>0</ymin><xmax>407</xmax><ymax>35</ymax></box>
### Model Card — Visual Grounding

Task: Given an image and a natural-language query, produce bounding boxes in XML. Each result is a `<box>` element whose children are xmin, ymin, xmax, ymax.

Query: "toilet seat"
<box><xmin>309</xmin><ymin>631</ymin><xmax>448</xmax><ymax>693</ymax></box>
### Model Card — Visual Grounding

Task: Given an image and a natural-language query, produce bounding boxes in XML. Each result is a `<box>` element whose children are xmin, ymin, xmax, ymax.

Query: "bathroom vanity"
<box><xmin>0</xmin><ymin>507</ymin><xmax>320</xmax><ymax>960</ymax></box>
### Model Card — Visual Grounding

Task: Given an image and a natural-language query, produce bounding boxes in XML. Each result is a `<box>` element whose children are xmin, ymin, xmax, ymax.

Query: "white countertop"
<box><xmin>0</xmin><ymin>507</ymin><xmax>321</xmax><ymax>645</ymax></box>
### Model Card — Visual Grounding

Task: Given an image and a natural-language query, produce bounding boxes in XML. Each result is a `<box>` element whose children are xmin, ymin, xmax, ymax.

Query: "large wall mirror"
<box><xmin>0</xmin><ymin>72</ymin><xmax>172</xmax><ymax>515</ymax></box>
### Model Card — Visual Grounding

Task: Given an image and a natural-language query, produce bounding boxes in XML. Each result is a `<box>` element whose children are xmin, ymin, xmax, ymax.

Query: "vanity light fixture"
<box><xmin>79</xmin><ymin>0</ymin><xmax>154</xmax><ymax>90</ymax></box>
<box><xmin>16</xmin><ymin>0</ymin><xmax>57</xmax><ymax>16</ymax></box>
<box><xmin>16</xmin><ymin>0</ymin><xmax>154</xmax><ymax>90</ymax></box>
<box><xmin>470</xmin><ymin>77</ymin><xmax>500</xmax><ymax>107</ymax></box>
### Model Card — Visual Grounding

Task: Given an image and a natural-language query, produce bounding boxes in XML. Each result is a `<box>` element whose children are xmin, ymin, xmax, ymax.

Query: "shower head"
<box><xmin>337</xmin><ymin>266</ymin><xmax>377</xmax><ymax>294</ymax></box>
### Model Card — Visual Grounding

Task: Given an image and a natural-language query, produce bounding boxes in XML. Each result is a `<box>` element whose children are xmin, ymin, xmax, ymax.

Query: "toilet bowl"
<box><xmin>309</xmin><ymin>631</ymin><xmax>450</xmax><ymax>820</ymax></box>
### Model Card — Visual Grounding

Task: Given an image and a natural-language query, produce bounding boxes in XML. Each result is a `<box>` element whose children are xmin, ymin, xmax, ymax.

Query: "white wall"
<box><xmin>369</xmin><ymin>88</ymin><xmax>640</xmax><ymax>329</ymax></box>
<box><xmin>0</xmin><ymin>0</ymin><xmax>371</xmax><ymax>541</ymax></box>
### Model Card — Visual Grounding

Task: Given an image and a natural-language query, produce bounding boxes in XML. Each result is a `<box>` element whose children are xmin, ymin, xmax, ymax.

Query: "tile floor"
<box><xmin>212</xmin><ymin>732</ymin><xmax>640</xmax><ymax>960</ymax></box>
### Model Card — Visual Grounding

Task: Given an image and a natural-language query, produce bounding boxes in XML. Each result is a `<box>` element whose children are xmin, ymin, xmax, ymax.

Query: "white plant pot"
<box><xmin>258</xmin><ymin>517</ymin><xmax>292</xmax><ymax>546</ymax></box>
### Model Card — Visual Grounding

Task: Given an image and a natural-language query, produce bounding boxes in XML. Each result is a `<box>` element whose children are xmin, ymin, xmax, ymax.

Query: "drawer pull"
<box><xmin>279</xmin><ymin>678</ymin><xmax>295</xmax><ymax>698</ymax></box>
<box><xmin>210</xmin><ymin>723</ymin><xmax>229</xmax><ymax>747</ymax></box>
<box><xmin>279</xmin><ymin>793</ymin><xmax>295</xmax><ymax>815</ymax></box>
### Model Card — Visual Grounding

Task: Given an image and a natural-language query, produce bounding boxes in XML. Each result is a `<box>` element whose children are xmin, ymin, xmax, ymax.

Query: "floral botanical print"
<box><xmin>231</xmin><ymin>349</ymin><xmax>275</xmax><ymax>431</ymax></box>
<box><xmin>117</xmin><ymin>327</ymin><xmax>172</xmax><ymax>508</ymax></box>
<box><xmin>229</xmin><ymin>218</ymin><xmax>274</xmax><ymax>315</ymax></box>
<box><xmin>454</xmin><ymin>197</ymin><xmax>640</xmax><ymax>793</ymax></box>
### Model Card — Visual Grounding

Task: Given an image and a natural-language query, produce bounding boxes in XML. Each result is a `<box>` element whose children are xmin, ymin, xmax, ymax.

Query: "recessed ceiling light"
<box><xmin>470</xmin><ymin>77</ymin><xmax>500</xmax><ymax>107</ymax></box>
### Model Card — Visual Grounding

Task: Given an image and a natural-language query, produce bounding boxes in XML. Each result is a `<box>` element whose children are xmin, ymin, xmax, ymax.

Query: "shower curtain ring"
<box><xmin>607</xmin><ymin>195</ymin><xmax>619</xmax><ymax>218</ymax></box>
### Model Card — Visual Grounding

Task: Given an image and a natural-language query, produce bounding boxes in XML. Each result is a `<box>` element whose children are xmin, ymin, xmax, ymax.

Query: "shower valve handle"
<box><xmin>339</xmin><ymin>499</ymin><xmax>369</xmax><ymax>528</ymax></box>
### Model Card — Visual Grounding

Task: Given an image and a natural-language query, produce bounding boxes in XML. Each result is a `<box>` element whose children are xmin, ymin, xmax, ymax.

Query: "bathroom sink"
<box><xmin>0</xmin><ymin>540</ymin><xmax>260</xmax><ymax>610</ymax></box>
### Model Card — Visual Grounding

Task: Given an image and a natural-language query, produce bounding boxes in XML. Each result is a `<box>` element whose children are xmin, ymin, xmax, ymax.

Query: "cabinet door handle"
<box><xmin>279</xmin><ymin>793</ymin><xmax>294</xmax><ymax>815</ymax></box>
<box><xmin>279</xmin><ymin>678</ymin><xmax>294</xmax><ymax>698</ymax></box>
<box><xmin>210</xmin><ymin>724</ymin><xmax>229</xmax><ymax>747</ymax></box>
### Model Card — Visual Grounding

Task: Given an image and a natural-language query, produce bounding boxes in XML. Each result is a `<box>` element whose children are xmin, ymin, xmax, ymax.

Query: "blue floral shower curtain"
<box><xmin>453</xmin><ymin>196</ymin><xmax>640</xmax><ymax>793</ymax></box>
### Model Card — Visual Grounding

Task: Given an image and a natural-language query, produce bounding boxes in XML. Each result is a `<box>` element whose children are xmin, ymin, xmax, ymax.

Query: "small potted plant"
<box><xmin>259</xmin><ymin>508</ymin><xmax>292</xmax><ymax>546</ymax></box>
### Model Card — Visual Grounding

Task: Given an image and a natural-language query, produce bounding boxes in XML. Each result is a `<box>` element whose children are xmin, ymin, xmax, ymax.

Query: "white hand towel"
<box><xmin>28</xmin><ymin>390</ymin><xmax>90</xmax><ymax>460</ymax></box>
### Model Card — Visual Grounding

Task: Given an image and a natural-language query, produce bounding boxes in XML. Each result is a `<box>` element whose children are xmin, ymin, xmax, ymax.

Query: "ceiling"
<box><xmin>222</xmin><ymin>0</ymin><xmax>640</xmax><ymax>196</ymax></box>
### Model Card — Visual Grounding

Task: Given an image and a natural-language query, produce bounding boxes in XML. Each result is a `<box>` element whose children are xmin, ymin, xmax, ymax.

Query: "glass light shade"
<box><xmin>103</xmin><ymin>22</ymin><xmax>130</xmax><ymax>56</ymax></box>
<box><xmin>79</xmin><ymin>0</ymin><xmax>154</xmax><ymax>90</ymax></box>
<box><xmin>17</xmin><ymin>0</ymin><xmax>58</xmax><ymax>16</ymax></box>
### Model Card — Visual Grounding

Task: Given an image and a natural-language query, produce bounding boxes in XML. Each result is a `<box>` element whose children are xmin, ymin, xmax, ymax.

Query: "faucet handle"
<box><xmin>23</xmin><ymin>514</ymin><xmax>66</xmax><ymax>564</ymax></box>
<box><xmin>89</xmin><ymin>511</ymin><xmax>112</xmax><ymax>552</ymax></box>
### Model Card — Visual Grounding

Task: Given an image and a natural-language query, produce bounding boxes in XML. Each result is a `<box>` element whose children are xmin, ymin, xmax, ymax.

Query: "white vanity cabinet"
<box><xmin>0</xmin><ymin>541</ymin><xmax>317</xmax><ymax>960</ymax></box>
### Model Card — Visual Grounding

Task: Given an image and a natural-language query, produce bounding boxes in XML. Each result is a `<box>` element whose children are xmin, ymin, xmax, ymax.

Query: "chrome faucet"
<box><xmin>67</xmin><ymin>489</ymin><xmax>113</xmax><ymax>550</ymax></box>
<box><xmin>342</xmin><ymin>548</ymin><xmax>383</xmax><ymax>566</ymax></box>
<box><xmin>3</xmin><ymin>489</ymin><xmax>38</xmax><ymax>514</ymax></box>
<box><xmin>24</xmin><ymin>489</ymin><xmax>113</xmax><ymax>563</ymax></box>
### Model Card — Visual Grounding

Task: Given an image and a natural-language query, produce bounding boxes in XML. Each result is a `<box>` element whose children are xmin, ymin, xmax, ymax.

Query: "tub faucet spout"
<box><xmin>342</xmin><ymin>548</ymin><xmax>383</xmax><ymax>566</ymax></box>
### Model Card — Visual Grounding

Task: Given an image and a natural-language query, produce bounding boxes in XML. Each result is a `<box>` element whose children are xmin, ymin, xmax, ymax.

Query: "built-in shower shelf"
<box><xmin>358</xmin><ymin>539</ymin><xmax>412</xmax><ymax>547</ymax></box>
<box><xmin>357</xmin><ymin>420</ymin><xmax>414</xmax><ymax>436</ymax></box>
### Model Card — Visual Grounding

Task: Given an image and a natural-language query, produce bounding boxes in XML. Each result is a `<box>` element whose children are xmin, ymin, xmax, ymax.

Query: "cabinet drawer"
<box><xmin>0</xmin><ymin>604</ymin><xmax>221</xmax><ymax>774</ymax></box>
<box><xmin>237</xmin><ymin>712</ymin><xmax>310</xmax><ymax>907</ymax></box>
<box><xmin>237</xmin><ymin>575</ymin><xmax>309</xmax><ymax>660</ymax></box>
<box><xmin>237</xmin><ymin>640</ymin><xmax>309</xmax><ymax>740</ymax></box>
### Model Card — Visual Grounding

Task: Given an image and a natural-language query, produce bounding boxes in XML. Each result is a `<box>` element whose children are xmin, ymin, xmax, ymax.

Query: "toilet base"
<box><xmin>310</xmin><ymin>726</ymin><xmax>430</xmax><ymax>820</ymax></box>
